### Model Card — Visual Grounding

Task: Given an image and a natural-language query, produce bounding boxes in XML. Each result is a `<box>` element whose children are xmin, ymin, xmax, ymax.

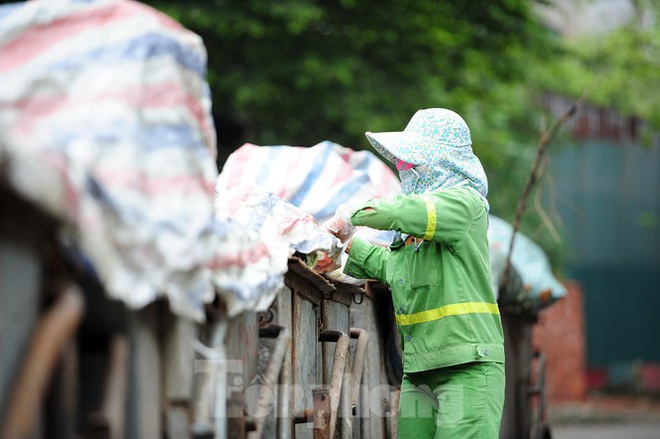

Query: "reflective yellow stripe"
<box><xmin>421</xmin><ymin>196</ymin><xmax>436</xmax><ymax>241</ymax></box>
<box><xmin>396</xmin><ymin>302</ymin><xmax>500</xmax><ymax>326</ymax></box>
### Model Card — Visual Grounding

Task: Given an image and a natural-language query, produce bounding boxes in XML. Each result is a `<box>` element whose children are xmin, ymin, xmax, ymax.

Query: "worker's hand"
<box><xmin>344</xmin><ymin>237</ymin><xmax>354</xmax><ymax>254</ymax></box>
<box><xmin>323</xmin><ymin>204</ymin><xmax>356</xmax><ymax>244</ymax></box>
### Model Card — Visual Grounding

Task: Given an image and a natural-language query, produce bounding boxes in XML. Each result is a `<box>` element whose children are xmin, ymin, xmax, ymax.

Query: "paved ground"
<box><xmin>547</xmin><ymin>394</ymin><xmax>660</xmax><ymax>439</ymax></box>
<box><xmin>552</xmin><ymin>423</ymin><xmax>660</xmax><ymax>439</ymax></box>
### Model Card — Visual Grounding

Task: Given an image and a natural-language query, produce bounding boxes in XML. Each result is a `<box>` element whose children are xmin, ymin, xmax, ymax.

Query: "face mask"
<box><xmin>395</xmin><ymin>158</ymin><xmax>415</xmax><ymax>171</ymax></box>
<box><xmin>399</xmin><ymin>166</ymin><xmax>421</xmax><ymax>195</ymax></box>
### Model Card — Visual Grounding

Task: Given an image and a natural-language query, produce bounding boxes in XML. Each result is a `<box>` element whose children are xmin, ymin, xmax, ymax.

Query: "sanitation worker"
<box><xmin>325</xmin><ymin>108</ymin><xmax>505</xmax><ymax>438</ymax></box>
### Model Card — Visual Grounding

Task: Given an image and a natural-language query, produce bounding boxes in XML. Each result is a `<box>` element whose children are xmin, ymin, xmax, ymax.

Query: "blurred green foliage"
<box><xmin>144</xmin><ymin>0</ymin><xmax>557</xmax><ymax>222</ymax></box>
<box><xmin>526</xmin><ymin>0</ymin><xmax>660</xmax><ymax>267</ymax></box>
<box><xmin>533</xmin><ymin>0</ymin><xmax>660</xmax><ymax>145</ymax></box>
<box><xmin>3</xmin><ymin>0</ymin><xmax>656</xmax><ymax>265</ymax></box>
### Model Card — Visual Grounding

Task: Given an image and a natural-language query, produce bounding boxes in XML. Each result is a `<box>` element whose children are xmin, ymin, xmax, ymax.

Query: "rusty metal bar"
<box><xmin>349</xmin><ymin>328</ymin><xmax>369</xmax><ymax>415</ymax></box>
<box><xmin>340</xmin><ymin>361</ymin><xmax>353</xmax><ymax>438</ymax></box>
<box><xmin>530</xmin><ymin>352</ymin><xmax>548</xmax><ymax>439</ymax></box>
<box><xmin>47</xmin><ymin>340</ymin><xmax>79</xmax><ymax>439</ymax></box>
<box><xmin>227</xmin><ymin>391</ymin><xmax>247</xmax><ymax>439</ymax></box>
<box><xmin>258</xmin><ymin>324</ymin><xmax>284</xmax><ymax>339</ymax></box>
<box><xmin>250</xmin><ymin>325</ymin><xmax>290</xmax><ymax>439</ymax></box>
<box><xmin>191</xmin><ymin>321</ymin><xmax>228</xmax><ymax>438</ymax></box>
<box><xmin>293</xmin><ymin>410</ymin><xmax>313</xmax><ymax>424</ymax></box>
<box><xmin>86</xmin><ymin>335</ymin><xmax>129</xmax><ymax>439</ymax></box>
<box><xmin>276</xmin><ymin>333</ymin><xmax>291</xmax><ymax>439</ymax></box>
<box><xmin>318</xmin><ymin>329</ymin><xmax>349</xmax><ymax>439</ymax></box>
<box><xmin>318</xmin><ymin>329</ymin><xmax>344</xmax><ymax>343</ymax></box>
<box><xmin>384</xmin><ymin>394</ymin><xmax>396</xmax><ymax>439</ymax></box>
<box><xmin>312</xmin><ymin>388</ymin><xmax>330</xmax><ymax>439</ymax></box>
<box><xmin>1</xmin><ymin>282</ymin><xmax>85</xmax><ymax>439</ymax></box>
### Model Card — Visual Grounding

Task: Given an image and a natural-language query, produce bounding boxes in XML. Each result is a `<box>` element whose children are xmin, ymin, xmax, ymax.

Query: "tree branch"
<box><xmin>498</xmin><ymin>90</ymin><xmax>588</xmax><ymax>299</ymax></box>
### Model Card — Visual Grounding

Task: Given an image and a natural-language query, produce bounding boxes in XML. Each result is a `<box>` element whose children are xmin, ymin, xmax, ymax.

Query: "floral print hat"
<box><xmin>365</xmin><ymin>108</ymin><xmax>489</xmax><ymax>209</ymax></box>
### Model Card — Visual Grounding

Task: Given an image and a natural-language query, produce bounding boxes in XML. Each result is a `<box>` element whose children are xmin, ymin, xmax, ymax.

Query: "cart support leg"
<box><xmin>1</xmin><ymin>282</ymin><xmax>85</xmax><ymax>439</ymax></box>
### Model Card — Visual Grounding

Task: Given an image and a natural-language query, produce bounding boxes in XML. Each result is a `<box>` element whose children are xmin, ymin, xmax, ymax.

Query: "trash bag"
<box><xmin>488</xmin><ymin>215</ymin><xmax>566</xmax><ymax>311</ymax></box>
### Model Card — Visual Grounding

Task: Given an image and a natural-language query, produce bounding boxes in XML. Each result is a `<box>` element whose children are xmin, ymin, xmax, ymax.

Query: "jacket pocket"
<box><xmin>408</xmin><ymin>244</ymin><xmax>439</xmax><ymax>289</ymax></box>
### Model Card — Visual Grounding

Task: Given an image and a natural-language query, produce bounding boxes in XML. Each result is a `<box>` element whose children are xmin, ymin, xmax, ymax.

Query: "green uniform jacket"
<box><xmin>344</xmin><ymin>186</ymin><xmax>505</xmax><ymax>372</ymax></box>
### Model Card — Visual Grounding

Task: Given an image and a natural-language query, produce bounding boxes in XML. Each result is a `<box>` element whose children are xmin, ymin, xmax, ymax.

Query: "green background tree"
<box><xmin>2</xmin><ymin>0</ymin><xmax>658</xmax><ymax>260</ymax></box>
<box><xmin>145</xmin><ymin>0</ymin><xmax>559</xmax><ymax>220</ymax></box>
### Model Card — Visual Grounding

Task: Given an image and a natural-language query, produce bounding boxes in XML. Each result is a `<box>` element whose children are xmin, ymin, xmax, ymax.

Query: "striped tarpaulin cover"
<box><xmin>217</xmin><ymin>140</ymin><xmax>401</xmax><ymax>225</ymax></box>
<box><xmin>0</xmin><ymin>0</ymin><xmax>285</xmax><ymax>320</ymax></box>
<box><xmin>215</xmin><ymin>141</ymin><xmax>402</xmax><ymax>285</ymax></box>
<box><xmin>217</xmin><ymin>141</ymin><xmax>566</xmax><ymax>306</ymax></box>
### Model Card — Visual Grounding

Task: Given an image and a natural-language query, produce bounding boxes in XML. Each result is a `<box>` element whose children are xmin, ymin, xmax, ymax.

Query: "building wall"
<box><xmin>532</xmin><ymin>281</ymin><xmax>587</xmax><ymax>402</ymax></box>
<box><xmin>536</xmin><ymin>0</ymin><xmax>635</xmax><ymax>38</ymax></box>
<box><xmin>547</xmin><ymin>98</ymin><xmax>660</xmax><ymax>389</ymax></box>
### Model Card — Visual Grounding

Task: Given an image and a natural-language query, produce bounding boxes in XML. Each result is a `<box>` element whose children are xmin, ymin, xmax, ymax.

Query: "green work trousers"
<box><xmin>397</xmin><ymin>361</ymin><xmax>505</xmax><ymax>438</ymax></box>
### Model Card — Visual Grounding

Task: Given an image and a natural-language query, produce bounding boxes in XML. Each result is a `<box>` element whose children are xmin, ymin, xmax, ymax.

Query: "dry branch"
<box><xmin>498</xmin><ymin>91</ymin><xmax>588</xmax><ymax>298</ymax></box>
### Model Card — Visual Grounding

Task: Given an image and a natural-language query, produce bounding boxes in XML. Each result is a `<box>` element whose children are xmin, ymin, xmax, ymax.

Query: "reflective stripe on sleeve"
<box><xmin>396</xmin><ymin>301</ymin><xmax>500</xmax><ymax>326</ymax></box>
<box><xmin>421</xmin><ymin>196</ymin><xmax>436</xmax><ymax>241</ymax></box>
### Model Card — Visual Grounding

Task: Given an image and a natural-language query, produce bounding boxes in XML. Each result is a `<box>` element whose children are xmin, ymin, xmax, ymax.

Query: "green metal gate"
<box><xmin>550</xmin><ymin>139</ymin><xmax>660</xmax><ymax>370</ymax></box>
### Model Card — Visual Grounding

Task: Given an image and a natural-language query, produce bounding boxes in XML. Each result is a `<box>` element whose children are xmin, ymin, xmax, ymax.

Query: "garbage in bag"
<box><xmin>214</xmin><ymin>184</ymin><xmax>342</xmax><ymax>274</ymax></box>
<box><xmin>217</xmin><ymin>141</ymin><xmax>401</xmax><ymax>225</ymax></box>
<box><xmin>0</xmin><ymin>0</ymin><xmax>283</xmax><ymax>320</ymax></box>
<box><xmin>488</xmin><ymin>215</ymin><xmax>566</xmax><ymax>311</ymax></box>
<box><xmin>207</xmin><ymin>216</ymin><xmax>289</xmax><ymax>318</ymax></box>
<box><xmin>216</xmin><ymin>141</ymin><xmax>402</xmax><ymax>284</ymax></box>
<box><xmin>217</xmin><ymin>141</ymin><xmax>566</xmax><ymax>303</ymax></box>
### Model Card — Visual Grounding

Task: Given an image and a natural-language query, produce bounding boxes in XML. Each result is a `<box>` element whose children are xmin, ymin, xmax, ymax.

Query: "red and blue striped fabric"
<box><xmin>218</xmin><ymin>141</ymin><xmax>401</xmax><ymax>223</ymax></box>
<box><xmin>216</xmin><ymin>141</ymin><xmax>403</xmax><ymax>286</ymax></box>
<box><xmin>0</xmin><ymin>0</ymin><xmax>285</xmax><ymax>320</ymax></box>
<box><xmin>217</xmin><ymin>141</ymin><xmax>566</xmax><ymax>306</ymax></box>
